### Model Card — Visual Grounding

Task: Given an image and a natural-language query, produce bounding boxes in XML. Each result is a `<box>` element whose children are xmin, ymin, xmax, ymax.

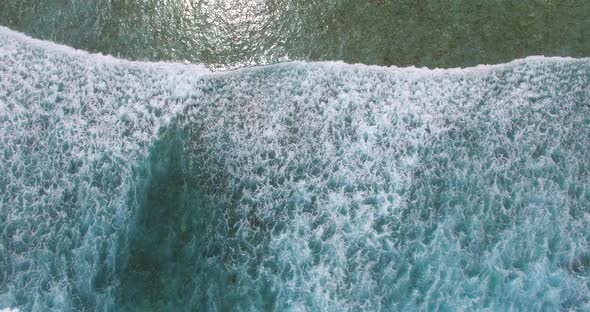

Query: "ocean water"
<box><xmin>1</xmin><ymin>0</ymin><xmax>588</xmax><ymax>70</ymax></box>
<box><xmin>0</xmin><ymin>27</ymin><xmax>589</xmax><ymax>311</ymax></box>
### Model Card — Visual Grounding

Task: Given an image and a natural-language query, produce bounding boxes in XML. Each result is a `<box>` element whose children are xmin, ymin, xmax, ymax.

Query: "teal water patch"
<box><xmin>1</xmin><ymin>27</ymin><xmax>589</xmax><ymax>311</ymax></box>
<box><xmin>115</xmin><ymin>128</ymin><xmax>229</xmax><ymax>311</ymax></box>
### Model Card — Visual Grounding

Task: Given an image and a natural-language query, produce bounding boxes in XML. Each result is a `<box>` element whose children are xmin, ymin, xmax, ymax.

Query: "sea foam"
<box><xmin>0</xmin><ymin>26</ymin><xmax>589</xmax><ymax>311</ymax></box>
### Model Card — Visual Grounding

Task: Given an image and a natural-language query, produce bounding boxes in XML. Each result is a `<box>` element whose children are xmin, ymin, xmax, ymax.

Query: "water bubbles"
<box><xmin>1</xmin><ymin>27</ymin><xmax>589</xmax><ymax>311</ymax></box>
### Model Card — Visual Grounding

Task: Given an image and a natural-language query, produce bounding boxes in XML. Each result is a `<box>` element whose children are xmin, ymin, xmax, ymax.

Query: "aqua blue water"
<box><xmin>0</xmin><ymin>27</ymin><xmax>589</xmax><ymax>311</ymax></box>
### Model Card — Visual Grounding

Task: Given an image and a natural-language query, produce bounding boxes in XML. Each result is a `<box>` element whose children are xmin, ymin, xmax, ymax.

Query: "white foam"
<box><xmin>1</xmin><ymin>25</ymin><xmax>589</xmax><ymax>311</ymax></box>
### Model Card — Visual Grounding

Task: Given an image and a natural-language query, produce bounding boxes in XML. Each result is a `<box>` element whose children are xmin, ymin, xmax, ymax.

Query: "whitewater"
<box><xmin>0</xmin><ymin>26</ymin><xmax>589</xmax><ymax>311</ymax></box>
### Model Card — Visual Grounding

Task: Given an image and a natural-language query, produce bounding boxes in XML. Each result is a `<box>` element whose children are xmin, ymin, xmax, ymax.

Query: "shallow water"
<box><xmin>1</xmin><ymin>0</ymin><xmax>588</xmax><ymax>70</ymax></box>
<box><xmin>0</xmin><ymin>27</ymin><xmax>589</xmax><ymax>311</ymax></box>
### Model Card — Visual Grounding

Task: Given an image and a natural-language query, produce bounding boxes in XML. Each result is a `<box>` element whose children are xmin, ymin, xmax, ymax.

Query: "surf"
<box><xmin>1</xmin><ymin>26</ymin><xmax>589</xmax><ymax>311</ymax></box>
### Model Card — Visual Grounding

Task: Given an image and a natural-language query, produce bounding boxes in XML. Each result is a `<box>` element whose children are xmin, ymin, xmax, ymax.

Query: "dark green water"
<box><xmin>1</xmin><ymin>0</ymin><xmax>588</xmax><ymax>69</ymax></box>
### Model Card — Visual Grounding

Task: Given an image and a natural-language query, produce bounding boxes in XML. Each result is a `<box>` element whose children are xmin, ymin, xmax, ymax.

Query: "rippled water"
<box><xmin>1</xmin><ymin>0</ymin><xmax>588</xmax><ymax>70</ymax></box>
<box><xmin>1</xmin><ymin>28</ymin><xmax>589</xmax><ymax>311</ymax></box>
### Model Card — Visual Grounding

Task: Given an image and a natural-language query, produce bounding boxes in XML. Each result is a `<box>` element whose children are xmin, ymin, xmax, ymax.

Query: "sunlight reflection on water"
<box><xmin>0</xmin><ymin>1</ymin><xmax>588</xmax><ymax>69</ymax></box>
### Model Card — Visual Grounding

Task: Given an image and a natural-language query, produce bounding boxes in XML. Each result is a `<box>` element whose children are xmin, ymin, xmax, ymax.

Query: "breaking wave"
<box><xmin>0</xmin><ymin>27</ymin><xmax>589</xmax><ymax>311</ymax></box>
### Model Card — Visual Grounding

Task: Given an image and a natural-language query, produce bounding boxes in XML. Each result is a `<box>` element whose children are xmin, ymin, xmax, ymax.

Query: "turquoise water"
<box><xmin>0</xmin><ymin>28</ymin><xmax>589</xmax><ymax>311</ymax></box>
<box><xmin>1</xmin><ymin>0</ymin><xmax>588</xmax><ymax>70</ymax></box>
